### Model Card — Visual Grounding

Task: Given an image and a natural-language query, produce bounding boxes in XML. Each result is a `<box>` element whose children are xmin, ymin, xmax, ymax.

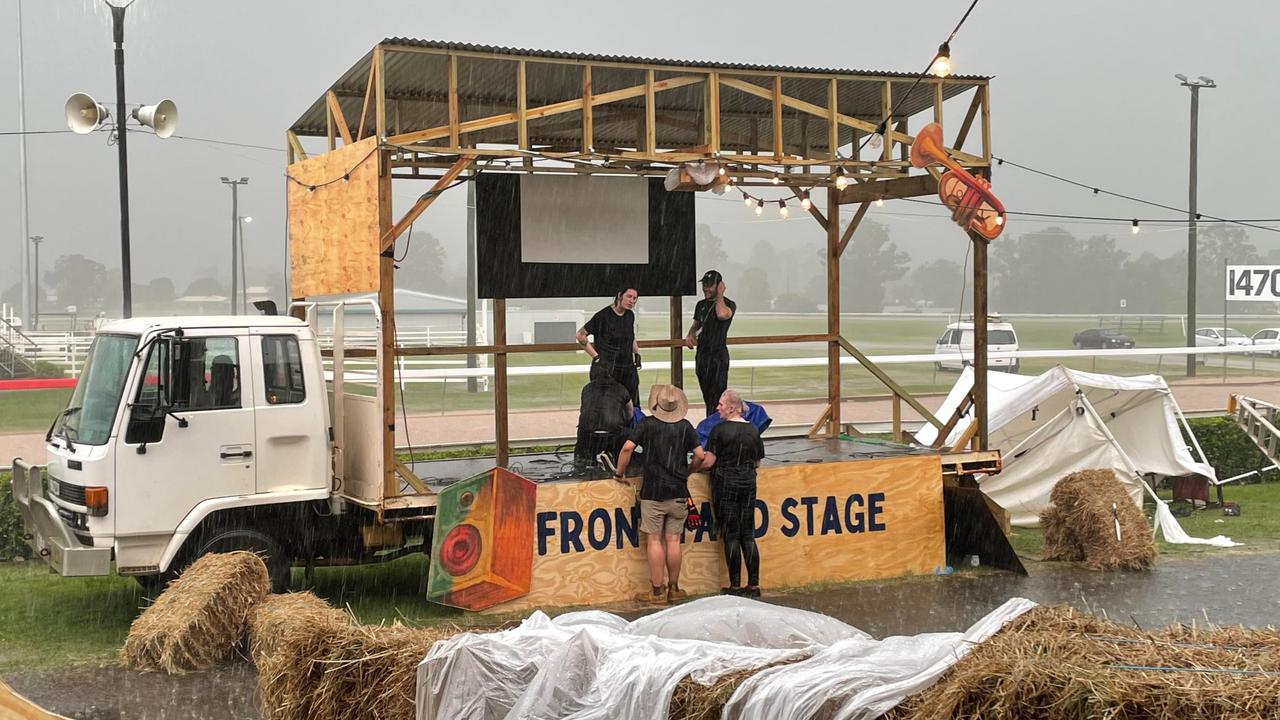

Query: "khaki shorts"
<box><xmin>640</xmin><ymin>498</ymin><xmax>688</xmax><ymax>535</ymax></box>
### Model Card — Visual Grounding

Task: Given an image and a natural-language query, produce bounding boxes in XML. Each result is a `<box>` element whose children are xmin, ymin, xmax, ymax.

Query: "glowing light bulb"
<box><xmin>930</xmin><ymin>42</ymin><xmax>952</xmax><ymax>78</ymax></box>
<box><xmin>835</xmin><ymin>173</ymin><xmax>848</xmax><ymax>190</ymax></box>
<box><xmin>778</xmin><ymin>201</ymin><xmax>789</xmax><ymax>218</ymax></box>
<box><xmin>875</xmin><ymin>197</ymin><xmax>884</xmax><ymax>208</ymax></box>
<box><xmin>868</xmin><ymin>133</ymin><xmax>883</xmax><ymax>150</ymax></box>
<box><xmin>754</xmin><ymin>200</ymin><xmax>764</xmax><ymax>216</ymax></box>
<box><xmin>744</xmin><ymin>195</ymin><xmax>753</xmax><ymax>207</ymax></box>
<box><xmin>718</xmin><ymin>165</ymin><xmax>726</xmax><ymax>176</ymax></box>
<box><xmin>800</xmin><ymin>192</ymin><xmax>812</xmax><ymax>211</ymax></box>
<box><xmin>995</xmin><ymin>215</ymin><xmax>1005</xmax><ymax>226</ymax></box>
<box><xmin>771</xmin><ymin>175</ymin><xmax>781</xmax><ymax>185</ymax></box>
<box><xmin>1131</xmin><ymin>219</ymin><xmax>1140</xmax><ymax>234</ymax></box>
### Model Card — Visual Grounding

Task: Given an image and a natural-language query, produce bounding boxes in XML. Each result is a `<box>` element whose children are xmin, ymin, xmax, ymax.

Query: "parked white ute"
<box><xmin>934</xmin><ymin>316</ymin><xmax>1020</xmax><ymax>373</ymax></box>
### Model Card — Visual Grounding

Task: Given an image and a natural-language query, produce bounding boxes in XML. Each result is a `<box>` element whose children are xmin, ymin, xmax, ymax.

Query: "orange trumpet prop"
<box><xmin>910</xmin><ymin>122</ymin><xmax>1007</xmax><ymax>240</ymax></box>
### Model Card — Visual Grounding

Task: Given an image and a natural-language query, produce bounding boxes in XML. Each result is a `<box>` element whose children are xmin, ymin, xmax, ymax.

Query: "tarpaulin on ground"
<box><xmin>415</xmin><ymin>595</ymin><xmax>1036</xmax><ymax>720</ymax></box>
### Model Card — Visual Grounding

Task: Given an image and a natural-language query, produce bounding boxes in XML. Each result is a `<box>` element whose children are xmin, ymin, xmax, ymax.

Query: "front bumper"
<box><xmin>10</xmin><ymin>457</ymin><xmax>112</xmax><ymax>576</ymax></box>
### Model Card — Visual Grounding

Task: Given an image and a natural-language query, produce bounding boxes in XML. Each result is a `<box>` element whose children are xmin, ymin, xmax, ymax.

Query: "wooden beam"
<box><xmin>837</xmin><ymin>174</ymin><xmax>938</xmax><ymax>205</ymax></box>
<box><xmin>827</xmin><ymin>78</ymin><xmax>839</xmax><ymax>161</ymax></box>
<box><xmin>980</xmin><ymin>84</ymin><xmax>992</xmax><ymax>162</ymax></box>
<box><xmin>972</xmin><ymin>230</ymin><xmax>989</xmax><ymax>449</ymax></box>
<box><xmin>706</xmin><ymin>71</ymin><xmax>720</xmax><ymax>153</ymax></box>
<box><xmin>953</xmin><ymin>87</ymin><xmax>983</xmax><ymax>151</ymax></box>
<box><xmin>356</xmin><ymin>57</ymin><xmax>376</xmax><ymax>141</ymax></box>
<box><xmin>326</xmin><ymin>98</ymin><xmax>335</xmax><ymax>151</ymax></box>
<box><xmin>802</xmin><ymin>192</ymin><xmax>828</xmax><ymax>231</ymax></box>
<box><xmin>827</xmin><ymin>186</ymin><xmax>841</xmax><ymax>436</ymax></box>
<box><xmin>381</xmin><ymin>155</ymin><xmax>475</xmax><ymax>252</ymax></box>
<box><xmin>517</xmin><ymin>61</ymin><xmax>529</xmax><ymax>167</ymax></box>
<box><xmin>837</xmin><ymin>336</ymin><xmax>945</xmax><ymax>430</ymax></box>
<box><xmin>285</xmin><ymin>131</ymin><xmax>309</xmax><ymax>161</ymax></box>
<box><xmin>772</xmin><ymin>75</ymin><xmax>784</xmax><ymax>159</ymax></box>
<box><xmin>447</xmin><ymin>54</ymin><xmax>459</xmax><ymax>148</ymax></box>
<box><xmin>285</xmin><ymin>132</ymin><xmax>295</xmax><ymax>165</ymax></box>
<box><xmin>494</xmin><ymin>298</ymin><xmax>509</xmax><ymax>467</ymax></box>
<box><xmin>375</xmin><ymin>47</ymin><xmax>387</xmax><ymax>139</ymax></box>
<box><xmin>837</xmin><ymin>201</ymin><xmax>871</xmax><ymax>257</ymax></box>
<box><xmin>933</xmin><ymin>81</ymin><xmax>944</xmax><ymax>128</ymax></box>
<box><xmin>892</xmin><ymin>394</ymin><xmax>903</xmax><ymax>442</ymax></box>
<box><xmin>930</xmin><ymin>393</ymin><xmax>973</xmax><ymax>449</ymax></box>
<box><xmin>333</xmin><ymin>332</ymin><xmax>834</xmax><ymax>359</ymax></box>
<box><xmin>806</xmin><ymin>404</ymin><xmax>833</xmax><ymax>439</ymax></box>
<box><xmin>326</xmin><ymin>90</ymin><xmax>353</xmax><ymax>145</ymax></box>
<box><xmin>948</xmin><ymin>421</ymin><xmax>980</xmax><ymax>453</ymax></box>
<box><xmin>377</xmin><ymin>148</ymin><xmax>396</xmax><ymax>499</ymax></box>
<box><xmin>582</xmin><ymin>65</ymin><xmax>593</xmax><ymax>153</ymax></box>
<box><xmin>644</xmin><ymin>69</ymin><xmax>656</xmax><ymax>154</ymax></box>
<box><xmin>393</xmin><ymin>460</ymin><xmax>430</xmax><ymax>495</ymax></box>
<box><xmin>881</xmin><ymin>81</ymin><xmax>894</xmax><ymax>162</ymax></box>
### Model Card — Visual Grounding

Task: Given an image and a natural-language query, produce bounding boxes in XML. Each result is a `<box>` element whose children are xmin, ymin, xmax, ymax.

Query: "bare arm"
<box><xmin>685</xmin><ymin>319</ymin><xmax>702</xmax><ymax>349</ymax></box>
<box><xmin>615</xmin><ymin>440</ymin><xmax>637</xmax><ymax>480</ymax></box>
<box><xmin>701</xmin><ymin>450</ymin><xmax>717</xmax><ymax>470</ymax></box>
<box><xmin>576</xmin><ymin>327</ymin><xmax>599</xmax><ymax>358</ymax></box>
<box><xmin>688</xmin><ymin>446</ymin><xmax>707</xmax><ymax>474</ymax></box>
<box><xmin>714</xmin><ymin>282</ymin><xmax>733</xmax><ymax>320</ymax></box>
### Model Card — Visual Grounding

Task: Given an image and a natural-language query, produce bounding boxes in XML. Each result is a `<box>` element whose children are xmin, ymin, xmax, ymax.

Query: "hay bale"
<box><xmin>248</xmin><ymin>591</ymin><xmax>351</xmax><ymax>662</ymax></box>
<box><xmin>256</xmin><ymin>621</ymin><xmax>459</xmax><ymax>720</ymax></box>
<box><xmin>1039</xmin><ymin>469</ymin><xmax>1155</xmax><ymax>571</ymax></box>
<box><xmin>120</xmin><ymin>551</ymin><xmax>270</xmax><ymax>674</ymax></box>
<box><xmin>886</xmin><ymin>605</ymin><xmax>1280</xmax><ymax>720</ymax></box>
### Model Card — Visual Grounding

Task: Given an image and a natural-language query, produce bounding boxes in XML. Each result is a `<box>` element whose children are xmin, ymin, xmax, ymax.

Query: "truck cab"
<box><xmin>13</xmin><ymin>316</ymin><xmax>335</xmax><ymax>591</ymax></box>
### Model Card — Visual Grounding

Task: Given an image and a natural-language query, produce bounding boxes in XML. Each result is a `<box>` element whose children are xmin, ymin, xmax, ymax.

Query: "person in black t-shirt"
<box><xmin>614</xmin><ymin>384</ymin><xmax>705</xmax><ymax>605</ymax></box>
<box><xmin>685</xmin><ymin>270</ymin><xmax>736</xmax><ymax>415</ymax></box>
<box><xmin>578</xmin><ymin>287</ymin><xmax>641</xmax><ymax>406</ymax></box>
<box><xmin>703</xmin><ymin>389</ymin><xmax>765</xmax><ymax>597</ymax></box>
<box><xmin>574</xmin><ymin>361</ymin><xmax>634</xmax><ymax>469</ymax></box>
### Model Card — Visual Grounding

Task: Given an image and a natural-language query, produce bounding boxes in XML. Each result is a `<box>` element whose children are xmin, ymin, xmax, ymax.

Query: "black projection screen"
<box><xmin>476</xmin><ymin>174</ymin><xmax>696</xmax><ymax>299</ymax></box>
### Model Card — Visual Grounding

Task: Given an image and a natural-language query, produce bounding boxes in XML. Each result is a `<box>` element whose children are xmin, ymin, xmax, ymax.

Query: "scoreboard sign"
<box><xmin>1226</xmin><ymin>266</ymin><xmax>1280</xmax><ymax>302</ymax></box>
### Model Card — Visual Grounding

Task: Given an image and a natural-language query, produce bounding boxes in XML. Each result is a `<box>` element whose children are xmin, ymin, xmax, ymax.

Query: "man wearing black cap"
<box><xmin>685</xmin><ymin>270</ymin><xmax>736</xmax><ymax>416</ymax></box>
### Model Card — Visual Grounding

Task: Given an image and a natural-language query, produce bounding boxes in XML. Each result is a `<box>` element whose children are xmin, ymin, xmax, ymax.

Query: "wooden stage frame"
<box><xmin>286</xmin><ymin>39</ymin><xmax>999</xmax><ymax>502</ymax></box>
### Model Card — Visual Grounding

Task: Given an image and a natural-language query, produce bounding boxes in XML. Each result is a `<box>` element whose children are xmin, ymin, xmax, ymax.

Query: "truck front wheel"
<box><xmin>192</xmin><ymin>525</ymin><xmax>292</xmax><ymax>593</ymax></box>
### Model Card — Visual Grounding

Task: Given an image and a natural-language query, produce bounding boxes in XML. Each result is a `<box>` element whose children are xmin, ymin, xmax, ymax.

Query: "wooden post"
<box><xmin>582</xmin><ymin>65</ymin><xmax>593</xmax><ymax>153</ymax></box>
<box><xmin>826</xmin><ymin>186</ymin><xmax>841</xmax><ymax>435</ymax></box>
<box><xmin>881</xmin><ymin>80</ymin><xmax>894</xmax><ymax>162</ymax></box>
<box><xmin>374</xmin><ymin>46</ymin><xmax>387</xmax><ymax>139</ymax></box>
<box><xmin>447</xmin><ymin>54</ymin><xmax>460</xmax><ymax>148</ymax></box>
<box><xmin>377</xmin><ymin>148</ymin><xmax>397</xmax><ymax>498</ymax></box>
<box><xmin>892</xmin><ymin>393</ymin><xmax>902</xmax><ymax>442</ymax></box>
<box><xmin>706</xmin><ymin>72</ymin><xmax>720</xmax><ymax>153</ymax></box>
<box><xmin>669</xmin><ymin>296</ymin><xmax>683</xmax><ymax>388</ymax></box>
<box><xmin>494</xmin><ymin>298</ymin><xmax>509</xmax><ymax>466</ymax></box>
<box><xmin>971</xmin><ymin>230</ymin><xmax>989</xmax><ymax>450</ymax></box>
<box><xmin>644</xmin><ymin>69</ymin><xmax>656</xmax><ymax>154</ymax></box>
<box><xmin>772</xmin><ymin>75</ymin><xmax>784</xmax><ymax>159</ymax></box>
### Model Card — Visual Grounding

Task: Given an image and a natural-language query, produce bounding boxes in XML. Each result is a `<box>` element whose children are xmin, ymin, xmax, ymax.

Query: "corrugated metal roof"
<box><xmin>290</xmin><ymin>39</ymin><xmax>989</xmax><ymax>155</ymax></box>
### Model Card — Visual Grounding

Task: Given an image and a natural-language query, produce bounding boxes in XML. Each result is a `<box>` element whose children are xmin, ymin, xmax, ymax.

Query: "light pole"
<box><xmin>64</xmin><ymin>1</ymin><xmax>178</xmax><ymax>319</ymax></box>
<box><xmin>28</xmin><ymin>236</ymin><xmax>43</xmax><ymax>330</ymax></box>
<box><xmin>1176</xmin><ymin>73</ymin><xmax>1215</xmax><ymax>378</ymax></box>
<box><xmin>220</xmin><ymin>177</ymin><xmax>249</xmax><ymax>315</ymax></box>
<box><xmin>238</xmin><ymin>216</ymin><xmax>252</xmax><ymax>314</ymax></box>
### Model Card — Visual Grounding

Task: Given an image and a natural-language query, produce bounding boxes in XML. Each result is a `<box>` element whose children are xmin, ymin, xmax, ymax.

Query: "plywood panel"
<box><xmin>487</xmin><ymin>454</ymin><xmax>945</xmax><ymax>613</ymax></box>
<box><xmin>340</xmin><ymin>391</ymin><xmax>384</xmax><ymax>503</ymax></box>
<box><xmin>287</xmin><ymin>137</ymin><xmax>384</xmax><ymax>298</ymax></box>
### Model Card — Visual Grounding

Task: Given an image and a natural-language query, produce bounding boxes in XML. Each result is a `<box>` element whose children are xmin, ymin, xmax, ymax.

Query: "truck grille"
<box><xmin>53</xmin><ymin>479</ymin><xmax>86</xmax><ymax>506</ymax></box>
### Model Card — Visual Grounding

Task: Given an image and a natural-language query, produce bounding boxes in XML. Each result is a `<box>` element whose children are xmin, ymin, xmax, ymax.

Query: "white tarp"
<box><xmin>913</xmin><ymin>366</ymin><xmax>1236</xmax><ymax>546</ymax></box>
<box><xmin>415</xmin><ymin>596</ymin><xmax>1036</xmax><ymax>720</ymax></box>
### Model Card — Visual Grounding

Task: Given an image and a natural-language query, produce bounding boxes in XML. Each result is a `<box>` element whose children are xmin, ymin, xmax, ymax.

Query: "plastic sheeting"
<box><xmin>416</xmin><ymin>596</ymin><xmax>1036</xmax><ymax>720</ymax></box>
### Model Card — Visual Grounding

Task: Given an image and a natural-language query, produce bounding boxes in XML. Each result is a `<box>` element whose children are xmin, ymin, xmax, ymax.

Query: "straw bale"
<box><xmin>248</xmin><ymin>591</ymin><xmax>351</xmax><ymax>662</ymax></box>
<box><xmin>669</xmin><ymin>661</ymin><xmax>800</xmax><ymax>720</ymax></box>
<box><xmin>256</xmin><ymin>621</ymin><xmax>460</xmax><ymax>720</ymax></box>
<box><xmin>886</xmin><ymin>605</ymin><xmax>1280</xmax><ymax>720</ymax></box>
<box><xmin>120</xmin><ymin>551</ymin><xmax>269</xmax><ymax>674</ymax></box>
<box><xmin>1039</xmin><ymin>468</ymin><xmax>1155</xmax><ymax>571</ymax></box>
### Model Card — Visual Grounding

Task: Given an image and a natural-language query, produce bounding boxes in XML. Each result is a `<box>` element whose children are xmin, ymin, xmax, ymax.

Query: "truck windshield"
<box><xmin>56</xmin><ymin>334</ymin><xmax>140</xmax><ymax>446</ymax></box>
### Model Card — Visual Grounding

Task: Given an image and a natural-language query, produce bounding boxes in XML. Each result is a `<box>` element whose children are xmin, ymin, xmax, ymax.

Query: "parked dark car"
<box><xmin>1073</xmin><ymin>328</ymin><xmax>1135</xmax><ymax>349</ymax></box>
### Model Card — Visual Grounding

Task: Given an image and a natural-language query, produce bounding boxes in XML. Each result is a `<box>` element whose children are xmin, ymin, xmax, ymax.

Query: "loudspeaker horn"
<box><xmin>64</xmin><ymin>92</ymin><xmax>110</xmax><ymax>135</ymax></box>
<box><xmin>133</xmin><ymin>99</ymin><xmax>178</xmax><ymax>139</ymax></box>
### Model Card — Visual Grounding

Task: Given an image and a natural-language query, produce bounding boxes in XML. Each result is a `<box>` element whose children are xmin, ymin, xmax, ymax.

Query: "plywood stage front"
<box><xmin>479</xmin><ymin>451</ymin><xmax>946</xmax><ymax>614</ymax></box>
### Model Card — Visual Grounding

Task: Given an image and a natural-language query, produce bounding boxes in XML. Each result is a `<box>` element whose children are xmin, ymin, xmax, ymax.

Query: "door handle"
<box><xmin>220</xmin><ymin>450</ymin><xmax>253</xmax><ymax>459</ymax></box>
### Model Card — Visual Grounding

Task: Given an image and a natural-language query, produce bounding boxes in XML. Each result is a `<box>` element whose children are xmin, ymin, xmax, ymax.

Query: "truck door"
<box><xmin>114</xmin><ymin>332</ymin><xmax>257</xmax><ymax>537</ymax></box>
<box><xmin>250</xmin><ymin>331</ymin><xmax>328</xmax><ymax>494</ymax></box>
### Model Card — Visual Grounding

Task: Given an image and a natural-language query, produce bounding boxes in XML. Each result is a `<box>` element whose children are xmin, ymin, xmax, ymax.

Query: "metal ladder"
<box><xmin>1228</xmin><ymin>394</ymin><xmax>1280</xmax><ymax>466</ymax></box>
<box><xmin>0</xmin><ymin>304</ymin><xmax>39</xmax><ymax>378</ymax></box>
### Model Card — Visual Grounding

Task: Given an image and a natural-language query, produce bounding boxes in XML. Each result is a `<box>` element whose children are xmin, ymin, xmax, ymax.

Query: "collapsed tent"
<box><xmin>414</xmin><ymin>595</ymin><xmax>1035</xmax><ymax>720</ymax></box>
<box><xmin>915</xmin><ymin>366</ymin><xmax>1234</xmax><ymax>546</ymax></box>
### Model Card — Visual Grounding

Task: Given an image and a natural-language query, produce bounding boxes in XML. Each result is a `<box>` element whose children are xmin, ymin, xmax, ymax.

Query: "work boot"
<box><xmin>635</xmin><ymin>584</ymin><xmax>668</xmax><ymax>604</ymax></box>
<box><xmin>667</xmin><ymin>585</ymin><xmax>689</xmax><ymax>603</ymax></box>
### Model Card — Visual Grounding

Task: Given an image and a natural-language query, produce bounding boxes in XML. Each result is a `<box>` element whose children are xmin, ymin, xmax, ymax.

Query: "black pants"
<box><xmin>612</xmin><ymin>362</ymin><xmax>640</xmax><ymax>407</ymax></box>
<box><xmin>712</xmin><ymin>480</ymin><xmax>759</xmax><ymax>587</ymax></box>
<box><xmin>696</xmin><ymin>348</ymin><xmax>730</xmax><ymax>416</ymax></box>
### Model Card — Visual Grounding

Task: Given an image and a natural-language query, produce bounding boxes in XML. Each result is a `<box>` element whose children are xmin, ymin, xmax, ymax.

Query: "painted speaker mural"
<box><xmin>426</xmin><ymin>468</ymin><xmax>538</xmax><ymax>610</ymax></box>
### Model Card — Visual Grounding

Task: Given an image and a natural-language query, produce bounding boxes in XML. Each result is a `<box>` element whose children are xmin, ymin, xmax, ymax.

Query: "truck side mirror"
<box><xmin>126</xmin><ymin>337</ymin><xmax>178</xmax><ymax>446</ymax></box>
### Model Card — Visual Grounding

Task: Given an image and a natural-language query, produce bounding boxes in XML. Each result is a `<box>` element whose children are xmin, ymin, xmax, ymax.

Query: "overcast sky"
<box><xmin>3</xmin><ymin>0</ymin><xmax>1278</xmax><ymax>313</ymax></box>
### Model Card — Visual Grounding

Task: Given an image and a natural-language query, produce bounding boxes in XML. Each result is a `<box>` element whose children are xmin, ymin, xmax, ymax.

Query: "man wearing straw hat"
<box><xmin>614</xmin><ymin>384</ymin><xmax>705</xmax><ymax>604</ymax></box>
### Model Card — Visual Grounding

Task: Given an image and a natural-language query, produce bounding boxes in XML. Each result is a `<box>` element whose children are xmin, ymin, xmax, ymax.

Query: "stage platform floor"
<box><xmin>407</xmin><ymin>435</ymin><xmax>940</xmax><ymax>490</ymax></box>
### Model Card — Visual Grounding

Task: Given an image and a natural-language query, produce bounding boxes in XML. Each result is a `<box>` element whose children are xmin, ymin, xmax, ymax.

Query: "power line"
<box><xmin>0</xmin><ymin>129</ymin><xmax>74</xmax><ymax>136</ymax></box>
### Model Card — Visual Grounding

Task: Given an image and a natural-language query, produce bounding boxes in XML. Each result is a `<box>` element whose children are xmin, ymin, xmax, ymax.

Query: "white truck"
<box><xmin>11</xmin><ymin>302</ymin><xmax>437</xmax><ymax>592</ymax></box>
